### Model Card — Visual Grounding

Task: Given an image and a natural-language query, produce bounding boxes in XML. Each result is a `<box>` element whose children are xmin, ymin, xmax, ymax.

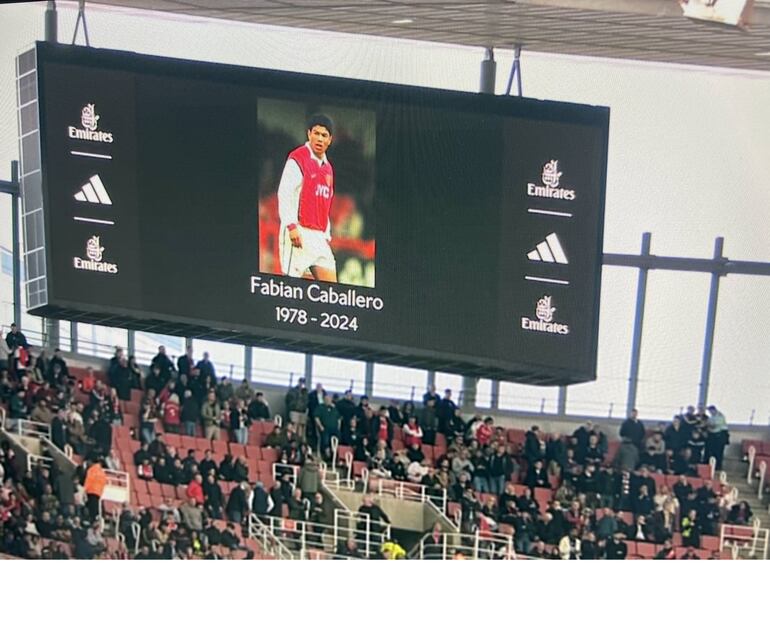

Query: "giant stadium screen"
<box><xmin>17</xmin><ymin>42</ymin><xmax>609</xmax><ymax>385</ymax></box>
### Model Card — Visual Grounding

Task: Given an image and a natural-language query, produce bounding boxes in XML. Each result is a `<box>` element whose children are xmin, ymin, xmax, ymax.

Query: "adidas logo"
<box><xmin>527</xmin><ymin>233</ymin><xmax>568</xmax><ymax>264</ymax></box>
<box><xmin>74</xmin><ymin>175</ymin><xmax>112</xmax><ymax>205</ymax></box>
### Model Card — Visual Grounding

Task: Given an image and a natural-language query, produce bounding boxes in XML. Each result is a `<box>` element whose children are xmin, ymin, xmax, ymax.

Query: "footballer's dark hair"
<box><xmin>306</xmin><ymin>113</ymin><xmax>334</xmax><ymax>135</ymax></box>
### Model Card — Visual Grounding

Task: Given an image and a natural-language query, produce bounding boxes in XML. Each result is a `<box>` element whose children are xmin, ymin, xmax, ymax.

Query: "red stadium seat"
<box><xmin>257</xmin><ymin>460</ymin><xmax>273</xmax><ymax>477</ymax></box>
<box><xmin>353</xmin><ymin>461</ymin><xmax>367</xmax><ymax>477</ymax></box>
<box><xmin>697</xmin><ymin>464</ymin><xmax>711</xmax><ymax>480</ymax></box>
<box><xmin>636</xmin><ymin>542</ymin><xmax>657</xmax><ymax>559</ymax></box>
<box><xmin>212</xmin><ymin>440</ymin><xmax>229</xmax><ymax>456</ymax></box>
<box><xmin>160</xmin><ymin>484</ymin><xmax>176</xmax><ymax>500</ymax></box>
<box><xmin>619</xmin><ymin>511</ymin><xmax>633</xmax><ymax>526</ymax></box>
<box><xmin>261</xmin><ymin>448</ymin><xmax>279</xmax><ymax>464</ymax></box>
<box><xmin>245</xmin><ymin>445</ymin><xmax>262</xmax><ymax>460</ymax></box>
<box><xmin>336</xmin><ymin>446</ymin><xmax>353</xmax><ymax>463</ymax></box>
<box><xmin>421</xmin><ymin>445</ymin><xmax>434</xmax><ymax>461</ymax></box>
<box><xmin>246</xmin><ymin>458</ymin><xmax>259</xmax><ymax>481</ymax></box>
<box><xmin>391</xmin><ymin>439</ymin><xmax>404</xmax><ymax>452</ymax></box>
<box><xmin>624</xmin><ymin>541</ymin><xmax>637</xmax><ymax>556</ymax></box>
<box><xmin>230</xmin><ymin>443</ymin><xmax>247</xmax><ymax>459</ymax></box>
<box><xmin>165</xmin><ymin>433</ymin><xmax>182</xmax><ymax>448</ymax></box>
<box><xmin>701</xmin><ymin>535</ymin><xmax>720</xmax><ymax>552</ymax></box>
<box><xmin>180</xmin><ymin>435</ymin><xmax>196</xmax><ymax>451</ymax></box>
<box><xmin>147</xmin><ymin>481</ymin><xmax>162</xmax><ymax>497</ymax></box>
<box><xmin>435</xmin><ymin>433</ymin><xmax>447</xmax><ymax>449</ymax></box>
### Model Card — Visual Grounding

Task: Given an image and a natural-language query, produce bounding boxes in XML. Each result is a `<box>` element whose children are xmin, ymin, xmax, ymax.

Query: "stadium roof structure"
<box><xmin>94</xmin><ymin>0</ymin><xmax>770</xmax><ymax>71</ymax></box>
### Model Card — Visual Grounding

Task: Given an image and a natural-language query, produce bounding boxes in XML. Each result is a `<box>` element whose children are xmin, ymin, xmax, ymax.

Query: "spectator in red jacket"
<box><xmin>186</xmin><ymin>473</ymin><xmax>205</xmax><ymax>505</ymax></box>
<box><xmin>402</xmin><ymin>416</ymin><xmax>423</xmax><ymax>448</ymax></box>
<box><xmin>163</xmin><ymin>393</ymin><xmax>181</xmax><ymax>434</ymax></box>
<box><xmin>476</xmin><ymin>417</ymin><xmax>494</xmax><ymax>447</ymax></box>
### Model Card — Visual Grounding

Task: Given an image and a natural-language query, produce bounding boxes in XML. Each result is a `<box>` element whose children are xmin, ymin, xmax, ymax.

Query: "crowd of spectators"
<box><xmin>0</xmin><ymin>328</ymin><xmax>757</xmax><ymax>559</ymax></box>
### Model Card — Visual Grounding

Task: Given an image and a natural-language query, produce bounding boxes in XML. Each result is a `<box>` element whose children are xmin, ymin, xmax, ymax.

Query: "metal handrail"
<box><xmin>758</xmin><ymin>461</ymin><xmax>767</xmax><ymax>500</ymax></box>
<box><xmin>415</xmin><ymin>529</ymin><xmax>515</xmax><ymax>560</ymax></box>
<box><xmin>247</xmin><ymin>513</ymin><xmax>295</xmax><ymax>560</ymax></box>
<box><xmin>16</xmin><ymin>418</ymin><xmax>51</xmax><ymax>440</ymax></box>
<box><xmin>747</xmin><ymin>446</ymin><xmax>756</xmax><ymax>485</ymax></box>
<box><xmin>373</xmin><ymin>477</ymin><xmax>448</xmax><ymax>514</ymax></box>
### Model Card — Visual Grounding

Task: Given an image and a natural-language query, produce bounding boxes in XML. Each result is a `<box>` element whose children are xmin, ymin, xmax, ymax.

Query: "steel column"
<box><xmin>698</xmin><ymin>237</ymin><xmax>724</xmax><ymax>408</ymax></box>
<box><xmin>557</xmin><ymin>385</ymin><xmax>567</xmax><ymax>417</ymax></box>
<box><xmin>364</xmin><ymin>361</ymin><xmax>374</xmax><ymax>397</ymax></box>
<box><xmin>45</xmin><ymin>2</ymin><xmax>58</xmax><ymax>43</ymax></box>
<box><xmin>479</xmin><ymin>47</ymin><xmax>497</xmax><ymax>94</ymax></box>
<box><xmin>626</xmin><ymin>232</ymin><xmax>652</xmax><ymax>418</ymax></box>
<box><xmin>10</xmin><ymin>161</ymin><xmax>21</xmax><ymax>328</ymax></box>
<box><xmin>304</xmin><ymin>353</ymin><xmax>313</xmax><ymax>386</ymax></box>
<box><xmin>244</xmin><ymin>345</ymin><xmax>253</xmax><ymax>382</ymax></box>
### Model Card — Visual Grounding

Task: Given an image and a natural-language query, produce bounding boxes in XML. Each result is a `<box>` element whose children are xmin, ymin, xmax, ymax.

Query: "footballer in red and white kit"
<box><xmin>277</xmin><ymin>114</ymin><xmax>337</xmax><ymax>283</ymax></box>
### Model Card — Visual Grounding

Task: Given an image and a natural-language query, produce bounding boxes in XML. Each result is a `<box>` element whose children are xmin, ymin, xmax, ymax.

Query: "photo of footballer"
<box><xmin>278</xmin><ymin>113</ymin><xmax>337</xmax><ymax>282</ymax></box>
<box><xmin>257</xmin><ymin>99</ymin><xmax>376</xmax><ymax>288</ymax></box>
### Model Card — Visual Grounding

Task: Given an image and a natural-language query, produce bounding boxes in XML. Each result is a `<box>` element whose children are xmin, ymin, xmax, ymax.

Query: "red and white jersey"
<box><xmin>277</xmin><ymin>143</ymin><xmax>334</xmax><ymax>235</ymax></box>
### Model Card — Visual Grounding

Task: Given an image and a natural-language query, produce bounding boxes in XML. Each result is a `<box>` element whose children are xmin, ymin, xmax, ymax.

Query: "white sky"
<box><xmin>0</xmin><ymin>1</ymin><xmax>768</xmax><ymax>423</ymax></box>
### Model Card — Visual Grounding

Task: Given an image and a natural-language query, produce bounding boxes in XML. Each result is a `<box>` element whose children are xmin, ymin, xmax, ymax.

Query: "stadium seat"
<box><xmin>212</xmin><ymin>440</ymin><xmax>229</xmax><ymax>456</ymax></box>
<box><xmin>353</xmin><ymin>461</ymin><xmax>367</xmax><ymax>477</ymax></box>
<box><xmin>651</xmin><ymin>474</ymin><xmax>666</xmax><ymax>492</ymax></box>
<box><xmin>697</xmin><ymin>464</ymin><xmax>711</xmax><ymax>480</ymax></box>
<box><xmin>147</xmin><ymin>482</ymin><xmax>162</xmax><ymax>497</ymax></box>
<box><xmin>421</xmin><ymin>445</ymin><xmax>434</xmax><ymax>461</ymax></box>
<box><xmin>261</xmin><ymin>448</ymin><xmax>279</xmax><ymax>464</ymax></box>
<box><xmin>246</xmin><ymin>458</ymin><xmax>259</xmax><ymax>481</ymax></box>
<box><xmin>435</xmin><ymin>433</ymin><xmax>447</xmax><ymax>448</ymax></box>
<box><xmin>160</xmin><ymin>484</ymin><xmax>176</xmax><ymax>500</ymax></box>
<box><xmin>336</xmin><ymin>445</ymin><xmax>353</xmax><ymax>463</ymax></box>
<box><xmin>230</xmin><ymin>443</ymin><xmax>247</xmax><ymax>458</ymax></box>
<box><xmin>165</xmin><ymin>433</ymin><xmax>182</xmax><ymax>448</ymax></box>
<box><xmin>636</xmin><ymin>542</ymin><xmax>657</xmax><ymax>558</ymax></box>
<box><xmin>245</xmin><ymin>445</ymin><xmax>261</xmax><ymax>460</ymax></box>
<box><xmin>624</xmin><ymin>540</ymin><xmax>637</xmax><ymax>556</ymax></box>
<box><xmin>701</xmin><ymin>535</ymin><xmax>720</xmax><ymax>552</ymax></box>
<box><xmin>257</xmin><ymin>460</ymin><xmax>273</xmax><ymax>477</ymax></box>
<box><xmin>180</xmin><ymin>435</ymin><xmax>196</xmax><ymax>451</ymax></box>
<box><xmin>391</xmin><ymin>439</ymin><xmax>404</xmax><ymax>451</ymax></box>
<box><xmin>534</xmin><ymin>487</ymin><xmax>552</xmax><ymax>512</ymax></box>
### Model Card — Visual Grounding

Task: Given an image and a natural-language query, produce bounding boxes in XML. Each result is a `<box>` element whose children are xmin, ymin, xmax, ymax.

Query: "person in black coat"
<box><xmin>524</xmin><ymin>426</ymin><xmax>546</xmax><ymax>464</ymax></box>
<box><xmin>436</xmin><ymin>389</ymin><xmax>457</xmax><ymax>435</ymax></box>
<box><xmin>619</xmin><ymin>409</ymin><xmax>646</xmax><ymax>450</ymax></box>
<box><xmin>605</xmin><ymin>532</ymin><xmax>628</xmax><ymax>560</ymax></box>
<box><xmin>203</xmin><ymin>474</ymin><xmax>224</xmax><ymax>519</ymax></box>
<box><xmin>51</xmin><ymin>411</ymin><xmax>67</xmax><ymax>451</ymax></box>
<box><xmin>252</xmin><ymin>482</ymin><xmax>271</xmax><ymax>517</ymax></box>
<box><xmin>225</xmin><ymin>483</ymin><xmax>248</xmax><ymax>524</ymax></box>
<box><xmin>88</xmin><ymin>416</ymin><xmax>112</xmax><ymax>457</ymax></box>
<box><xmin>150</xmin><ymin>346</ymin><xmax>175</xmax><ymax>385</ymax></box>
<box><xmin>525</xmin><ymin>459</ymin><xmax>549</xmax><ymax>490</ymax></box>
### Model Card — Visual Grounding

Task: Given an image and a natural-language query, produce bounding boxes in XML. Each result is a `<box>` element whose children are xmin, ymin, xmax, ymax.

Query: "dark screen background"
<box><xmin>35</xmin><ymin>44</ymin><xmax>609</xmax><ymax>384</ymax></box>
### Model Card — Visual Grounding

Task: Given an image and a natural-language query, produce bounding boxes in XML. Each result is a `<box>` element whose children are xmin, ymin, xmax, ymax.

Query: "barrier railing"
<box><xmin>333</xmin><ymin>509</ymin><xmax>391</xmax><ymax>559</ymax></box>
<box><xmin>15</xmin><ymin>418</ymin><xmax>51</xmax><ymax>441</ymax></box>
<box><xmin>414</xmin><ymin>529</ymin><xmax>515</xmax><ymax>560</ymax></box>
<box><xmin>247</xmin><ymin>513</ymin><xmax>295</xmax><ymax>560</ymax></box>
<box><xmin>758</xmin><ymin>460</ymin><xmax>767</xmax><ymax>500</ymax></box>
<box><xmin>26</xmin><ymin>453</ymin><xmax>53</xmax><ymax>473</ymax></box>
<box><xmin>371</xmin><ymin>477</ymin><xmax>448</xmax><ymax>515</ymax></box>
<box><xmin>719</xmin><ymin>520</ymin><xmax>769</xmax><ymax>560</ymax></box>
<box><xmin>272</xmin><ymin>462</ymin><xmax>298</xmax><ymax>488</ymax></box>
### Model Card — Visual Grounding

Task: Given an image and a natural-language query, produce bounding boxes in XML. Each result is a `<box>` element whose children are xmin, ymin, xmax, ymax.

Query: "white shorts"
<box><xmin>279</xmin><ymin>224</ymin><xmax>336</xmax><ymax>277</ymax></box>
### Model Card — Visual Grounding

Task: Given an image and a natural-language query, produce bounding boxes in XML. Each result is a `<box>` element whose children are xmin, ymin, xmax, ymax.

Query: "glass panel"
<box><xmin>58</xmin><ymin>319</ymin><xmax>71</xmax><ymax>352</ymax></box>
<box><xmin>134</xmin><ymin>332</ymin><xmax>185</xmax><ymax>365</ymax></box>
<box><xmin>567</xmin><ymin>267</ymin><xmax>636</xmax><ymax>418</ymax></box>
<box><xmin>251</xmin><ymin>347</ymin><xmax>305</xmax><ymax>387</ymax></box>
<box><xmin>709</xmin><ymin>276</ymin><xmax>770</xmax><ymax>425</ymax></box>
<box><xmin>476</xmin><ymin>378</ymin><xmax>493</xmax><ymax>409</ymax></box>
<box><xmin>434</xmin><ymin>372</ymin><xmax>463</xmax><ymax>403</ymax></box>
<box><xmin>498</xmin><ymin>382</ymin><xmax>558</xmax><ymax>413</ymax></box>
<box><xmin>76</xmin><ymin>323</ymin><xmax>128</xmax><ymax>359</ymax></box>
<box><xmin>635</xmin><ymin>272</ymin><xmax>710</xmax><ymax>422</ymax></box>
<box><xmin>372</xmin><ymin>364</ymin><xmax>427</xmax><ymax>402</ymax></box>
<box><xmin>311</xmin><ymin>355</ymin><xmax>366</xmax><ymax>395</ymax></box>
<box><xmin>191</xmin><ymin>339</ymin><xmax>244</xmax><ymax>381</ymax></box>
